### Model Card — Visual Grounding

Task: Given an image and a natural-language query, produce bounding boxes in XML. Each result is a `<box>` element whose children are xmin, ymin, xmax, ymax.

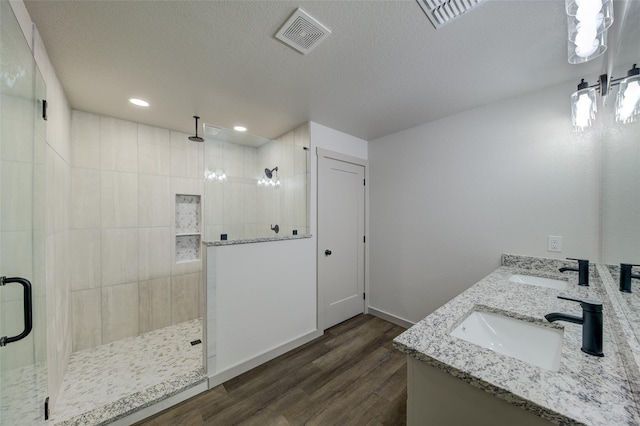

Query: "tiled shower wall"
<box><xmin>70</xmin><ymin>111</ymin><xmax>203</xmax><ymax>351</ymax></box>
<box><xmin>258</xmin><ymin>123</ymin><xmax>309</xmax><ymax>236</ymax></box>
<box><xmin>203</xmin><ymin>123</ymin><xmax>309</xmax><ymax>241</ymax></box>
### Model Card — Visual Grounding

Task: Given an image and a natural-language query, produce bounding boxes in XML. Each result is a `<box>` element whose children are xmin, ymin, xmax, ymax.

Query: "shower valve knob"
<box><xmin>325</xmin><ymin>249</ymin><xmax>332</xmax><ymax>256</ymax></box>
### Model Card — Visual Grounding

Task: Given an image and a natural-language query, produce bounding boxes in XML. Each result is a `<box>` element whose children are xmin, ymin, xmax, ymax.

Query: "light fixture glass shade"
<box><xmin>565</xmin><ymin>0</ymin><xmax>611</xmax><ymax>64</ymax></box>
<box><xmin>566</xmin><ymin>3</ymin><xmax>612</xmax><ymax>42</ymax></box>
<box><xmin>571</xmin><ymin>86</ymin><xmax>597</xmax><ymax>131</ymax></box>
<box><xmin>205</xmin><ymin>168</ymin><xmax>227</xmax><ymax>182</ymax></box>
<box><xmin>615</xmin><ymin>74</ymin><xmax>640</xmax><ymax>124</ymax></box>
<box><xmin>567</xmin><ymin>29</ymin><xmax>606</xmax><ymax>64</ymax></box>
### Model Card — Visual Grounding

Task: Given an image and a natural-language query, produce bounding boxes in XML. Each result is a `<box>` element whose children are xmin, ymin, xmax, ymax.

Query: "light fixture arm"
<box><xmin>583</xmin><ymin>65</ymin><xmax>640</xmax><ymax>97</ymax></box>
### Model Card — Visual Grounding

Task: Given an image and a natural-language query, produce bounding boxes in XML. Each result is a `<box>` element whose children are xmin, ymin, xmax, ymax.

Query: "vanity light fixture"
<box><xmin>615</xmin><ymin>64</ymin><xmax>640</xmax><ymax>124</ymax></box>
<box><xmin>571</xmin><ymin>64</ymin><xmax>640</xmax><ymax>130</ymax></box>
<box><xmin>565</xmin><ymin>0</ymin><xmax>613</xmax><ymax>64</ymax></box>
<box><xmin>233</xmin><ymin>126</ymin><xmax>247</xmax><ymax>132</ymax></box>
<box><xmin>129</xmin><ymin>98</ymin><xmax>149</xmax><ymax>107</ymax></box>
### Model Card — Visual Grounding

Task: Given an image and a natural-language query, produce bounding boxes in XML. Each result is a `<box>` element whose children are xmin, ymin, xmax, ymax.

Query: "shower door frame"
<box><xmin>0</xmin><ymin>1</ymin><xmax>48</xmax><ymax>423</ymax></box>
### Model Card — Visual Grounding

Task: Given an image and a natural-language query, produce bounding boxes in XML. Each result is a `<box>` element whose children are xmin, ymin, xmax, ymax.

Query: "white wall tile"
<box><xmin>138</xmin><ymin>174</ymin><xmax>170</xmax><ymax>227</ymax></box>
<box><xmin>102</xmin><ymin>282</ymin><xmax>139</xmax><ymax>343</ymax></box>
<box><xmin>204</xmin><ymin>181</ymin><xmax>224</xmax><ymax>227</ymax></box>
<box><xmin>138</xmin><ymin>124</ymin><xmax>170</xmax><ymax>176</ymax></box>
<box><xmin>223</xmin><ymin>182</ymin><xmax>244</xmax><ymax>225</ymax></box>
<box><xmin>294</xmin><ymin>174</ymin><xmax>307</xmax><ymax>230</ymax></box>
<box><xmin>1</xmin><ymin>160</ymin><xmax>33</xmax><ymax>232</ymax></box>
<box><xmin>170</xmin><ymin>131</ymin><xmax>202</xmax><ymax>179</ymax></box>
<box><xmin>0</xmin><ymin>231</ymin><xmax>33</xmax><ymax>298</ymax></box>
<box><xmin>222</xmin><ymin>141</ymin><xmax>244</xmax><ymax>179</ymax></box>
<box><xmin>46</xmin><ymin>80</ymin><xmax>72</xmax><ymax>164</ymax></box>
<box><xmin>101</xmin><ymin>228</ymin><xmax>139</xmax><ymax>286</ymax></box>
<box><xmin>101</xmin><ymin>171</ymin><xmax>138</xmax><ymax>228</ymax></box>
<box><xmin>45</xmin><ymin>233</ymin><xmax>58</xmax><ymax>397</ymax></box>
<box><xmin>54</xmin><ymin>231</ymin><xmax>71</xmax><ymax>362</ymax></box>
<box><xmin>70</xmin><ymin>168</ymin><xmax>101</xmax><ymax>229</ymax></box>
<box><xmin>72</xmin><ymin>288</ymin><xmax>102</xmax><ymax>351</ymax></box>
<box><xmin>0</xmin><ymin>299</ymin><xmax>35</xmax><ymax>368</ymax></box>
<box><xmin>54</xmin><ymin>152</ymin><xmax>70</xmax><ymax>234</ymax></box>
<box><xmin>1</xmin><ymin>95</ymin><xmax>34</xmax><ymax>163</ymax></box>
<box><xmin>45</xmin><ymin>147</ymin><xmax>55</xmax><ymax>236</ymax></box>
<box><xmin>139</xmin><ymin>227</ymin><xmax>171</xmax><ymax>280</ymax></box>
<box><xmin>100</xmin><ymin>116</ymin><xmax>138</xmax><ymax>172</ymax></box>
<box><xmin>33</xmin><ymin>294</ymin><xmax>48</xmax><ymax>364</ymax></box>
<box><xmin>139</xmin><ymin>277</ymin><xmax>171</xmax><ymax>333</ymax></box>
<box><xmin>71</xmin><ymin>111</ymin><xmax>100</xmax><ymax>169</ymax></box>
<box><xmin>70</xmin><ymin>229</ymin><xmax>101</xmax><ymax>291</ymax></box>
<box><xmin>171</xmin><ymin>272</ymin><xmax>201</xmax><ymax>324</ymax></box>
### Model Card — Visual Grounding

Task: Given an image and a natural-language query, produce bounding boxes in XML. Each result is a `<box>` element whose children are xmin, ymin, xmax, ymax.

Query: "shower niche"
<box><xmin>175</xmin><ymin>194</ymin><xmax>201</xmax><ymax>261</ymax></box>
<box><xmin>203</xmin><ymin>123</ymin><xmax>310</xmax><ymax>242</ymax></box>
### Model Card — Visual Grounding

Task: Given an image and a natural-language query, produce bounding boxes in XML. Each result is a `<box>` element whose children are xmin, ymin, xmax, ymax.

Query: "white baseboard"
<box><xmin>110</xmin><ymin>380</ymin><xmax>209</xmax><ymax>426</ymax></box>
<box><xmin>368</xmin><ymin>306</ymin><xmax>414</xmax><ymax>329</ymax></box>
<box><xmin>207</xmin><ymin>329</ymin><xmax>323</xmax><ymax>388</ymax></box>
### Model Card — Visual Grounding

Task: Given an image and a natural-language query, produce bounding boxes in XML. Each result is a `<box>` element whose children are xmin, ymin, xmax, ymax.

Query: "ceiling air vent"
<box><xmin>416</xmin><ymin>0</ymin><xmax>487</xmax><ymax>29</ymax></box>
<box><xmin>275</xmin><ymin>8</ymin><xmax>331</xmax><ymax>55</ymax></box>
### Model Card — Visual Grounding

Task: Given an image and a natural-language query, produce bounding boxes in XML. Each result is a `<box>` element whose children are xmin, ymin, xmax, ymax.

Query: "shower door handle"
<box><xmin>0</xmin><ymin>276</ymin><xmax>33</xmax><ymax>347</ymax></box>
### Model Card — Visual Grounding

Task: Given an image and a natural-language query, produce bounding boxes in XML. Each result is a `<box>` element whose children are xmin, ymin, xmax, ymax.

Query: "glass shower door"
<box><xmin>1</xmin><ymin>1</ymin><xmax>48</xmax><ymax>424</ymax></box>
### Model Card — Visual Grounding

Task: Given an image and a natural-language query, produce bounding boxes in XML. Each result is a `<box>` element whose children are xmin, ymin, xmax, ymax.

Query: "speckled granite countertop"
<box><xmin>203</xmin><ymin>234</ymin><xmax>311</xmax><ymax>246</ymax></box>
<box><xmin>394</xmin><ymin>255</ymin><xmax>640</xmax><ymax>426</ymax></box>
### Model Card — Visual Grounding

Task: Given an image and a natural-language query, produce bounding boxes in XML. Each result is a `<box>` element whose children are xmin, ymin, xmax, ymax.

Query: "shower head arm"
<box><xmin>188</xmin><ymin>115</ymin><xmax>204</xmax><ymax>142</ymax></box>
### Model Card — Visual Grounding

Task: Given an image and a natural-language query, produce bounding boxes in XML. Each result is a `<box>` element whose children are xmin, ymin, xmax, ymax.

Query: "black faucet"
<box><xmin>620</xmin><ymin>263</ymin><xmax>640</xmax><ymax>293</ymax></box>
<box><xmin>559</xmin><ymin>258</ymin><xmax>589</xmax><ymax>286</ymax></box>
<box><xmin>545</xmin><ymin>295</ymin><xmax>603</xmax><ymax>357</ymax></box>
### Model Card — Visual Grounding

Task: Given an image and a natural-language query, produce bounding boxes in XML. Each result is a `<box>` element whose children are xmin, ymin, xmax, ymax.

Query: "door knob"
<box><xmin>325</xmin><ymin>249</ymin><xmax>332</xmax><ymax>256</ymax></box>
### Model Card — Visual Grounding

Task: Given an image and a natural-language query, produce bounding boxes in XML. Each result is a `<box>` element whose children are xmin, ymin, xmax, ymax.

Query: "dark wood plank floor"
<box><xmin>135</xmin><ymin>314</ymin><xmax>407</xmax><ymax>426</ymax></box>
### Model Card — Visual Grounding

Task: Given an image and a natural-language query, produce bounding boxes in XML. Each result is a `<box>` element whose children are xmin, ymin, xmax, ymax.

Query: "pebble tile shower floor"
<box><xmin>51</xmin><ymin>319</ymin><xmax>204</xmax><ymax>425</ymax></box>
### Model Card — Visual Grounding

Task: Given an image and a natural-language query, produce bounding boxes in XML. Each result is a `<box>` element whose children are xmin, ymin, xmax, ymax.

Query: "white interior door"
<box><xmin>318</xmin><ymin>152</ymin><xmax>365</xmax><ymax>330</ymax></box>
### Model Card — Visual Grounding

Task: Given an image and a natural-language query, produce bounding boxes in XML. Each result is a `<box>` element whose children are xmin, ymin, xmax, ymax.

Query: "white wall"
<box><xmin>211</xmin><ymin>238</ymin><xmax>317</xmax><ymax>374</ymax></box>
<box><xmin>309</xmin><ymin>122</ymin><xmax>369</xmax><ymax>160</ymax></box>
<box><xmin>368</xmin><ymin>80</ymin><xmax>601</xmax><ymax>324</ymax></box>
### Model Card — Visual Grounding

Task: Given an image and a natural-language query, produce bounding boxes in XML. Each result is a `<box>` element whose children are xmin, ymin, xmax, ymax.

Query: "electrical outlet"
<box><xmin>548</xmin><ymin>235</ymin><xmax>562</xmax><ymax>252</ymax></box>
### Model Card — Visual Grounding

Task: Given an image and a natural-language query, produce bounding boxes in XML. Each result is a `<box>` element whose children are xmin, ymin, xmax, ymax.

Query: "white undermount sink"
<box><xmin>450</xmin><ymin>310</ymin><xmax>563</xmax><ymax>371</ymax></box>
<box><xmin>509</xmin><ymin>274</ymin><xmax>568</xmax><ymax>291</ymax></box>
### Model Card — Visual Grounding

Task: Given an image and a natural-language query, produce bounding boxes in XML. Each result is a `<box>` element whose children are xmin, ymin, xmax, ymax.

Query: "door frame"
<box><xmin>316</xmin><ymin>148</ymin><xmax>369</xmax><ymax>331</ymax></box>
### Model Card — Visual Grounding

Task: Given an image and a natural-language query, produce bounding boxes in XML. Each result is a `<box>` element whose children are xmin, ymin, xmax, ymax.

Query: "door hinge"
<box><xmin>363</xmin><ymin>178</ymin><xmax>366</xmax><ymax>186</ymax></box>
<box><xmin>42</xmin><ymin>99</ymin><xmax>48</xmax><ymax>121</ymax></box>
<box><xmin>363</xmin><ymin>292</ymin><xmax>366</xmax><ymax>300</ymax></box>
<box><xmin>44</xmin><ymin>396</ymin><xmax>49</xmax><ymax>420</ymax></box>
<box><xmin>363</xmin><ymin>236</ymin><xmax>366</xmax><ymax>243</ymax></box>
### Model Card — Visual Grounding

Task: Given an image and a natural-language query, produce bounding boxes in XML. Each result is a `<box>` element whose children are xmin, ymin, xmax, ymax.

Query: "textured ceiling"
<box><xmin>23</xmin><ymin>0</ymin><xmax>632</xmax><ymax>141</ymax></box>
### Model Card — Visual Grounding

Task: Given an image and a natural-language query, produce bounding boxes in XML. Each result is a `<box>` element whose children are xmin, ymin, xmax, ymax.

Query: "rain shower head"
<box><xmin>188</xmin><ymin>116</ymin><xmax>204</xmax><ymax>142</ymax></box>
<box><xmin>265</xmin><ymin>167</ymin><xmax>278</xmax><ymax>179</ymax></box>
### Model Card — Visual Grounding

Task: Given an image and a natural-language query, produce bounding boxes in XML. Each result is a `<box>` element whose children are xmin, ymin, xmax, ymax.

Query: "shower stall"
<box><xmin>2</xmin><ymin>3</ymin><xmax>310</xmax><ymax>422</ymax></box>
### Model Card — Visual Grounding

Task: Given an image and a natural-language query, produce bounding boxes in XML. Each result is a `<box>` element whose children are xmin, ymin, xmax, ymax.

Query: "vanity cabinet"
<box><xmin>407</xmin><ymin>357</ymin><xmax>552</xmax><ymax>426</ymax></box>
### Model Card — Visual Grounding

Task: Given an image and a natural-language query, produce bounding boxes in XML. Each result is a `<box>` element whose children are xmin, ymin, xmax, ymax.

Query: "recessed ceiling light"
<box><xmin>234</xmin><ymin>126</ymin><xmax>247</xmax><ymax>132</ymax></box>
<box><xmin>129</xmin><ymin>98</ymin><xmax>149</xmax><ymax>107</ymax></box>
